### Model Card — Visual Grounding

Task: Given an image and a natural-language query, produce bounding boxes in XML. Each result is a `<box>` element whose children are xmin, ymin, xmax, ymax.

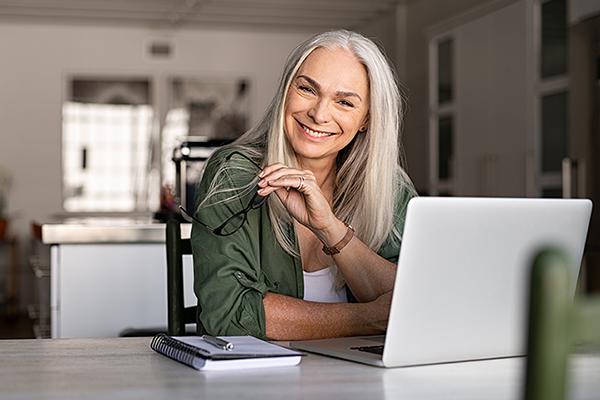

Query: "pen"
<box><xmin>200</xmin><ymin>335</ymin><xmax>235</xmax><ymax>351</ymax></box>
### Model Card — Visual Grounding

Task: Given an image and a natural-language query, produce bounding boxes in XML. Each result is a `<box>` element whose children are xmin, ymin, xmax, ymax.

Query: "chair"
<box><xmin>524</xmin><ymin>248</ymin><xmax>600</xmax><ymax>400</ymax></box>
<box><xmin>166</xmin><ymin>219</ymin><xmax>198</xmax><ymax>335</ymax></box>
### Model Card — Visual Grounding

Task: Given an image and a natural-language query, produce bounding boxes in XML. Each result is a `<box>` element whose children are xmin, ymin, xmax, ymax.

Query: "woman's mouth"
<box><xmin>298</xmin><ymin>121</ymin><xmax>337</xmax><ymax>138</ymax></box>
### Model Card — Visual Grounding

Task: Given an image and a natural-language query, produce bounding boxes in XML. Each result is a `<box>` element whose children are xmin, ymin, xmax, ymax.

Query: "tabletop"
<box><xmin>0</xmin><ymin>337</ymin><xmax>599</xmax><ymax>400</ymax></box>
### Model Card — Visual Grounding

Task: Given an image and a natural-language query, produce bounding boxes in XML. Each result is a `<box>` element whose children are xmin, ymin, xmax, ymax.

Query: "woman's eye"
<box><xmin>298</xmin><ymin>85</ymin><xmax>314</xmax><ymax>94</ymax></box>
<box><xmin>338</xmin><ymin>99</ymin><xmax>354</xmax><ymax>108</ymax></box>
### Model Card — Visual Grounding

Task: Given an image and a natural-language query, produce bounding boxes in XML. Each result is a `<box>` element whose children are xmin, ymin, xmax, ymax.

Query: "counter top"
<box><xmin>41</xmin><ymin>218</ymin><xmax>191</xmax><ymax>244</ymax></box>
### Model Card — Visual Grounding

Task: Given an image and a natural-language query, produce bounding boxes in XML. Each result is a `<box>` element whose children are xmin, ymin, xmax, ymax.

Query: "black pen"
<box><xmin>200</xmin><ymin>335</ymin><xmax>234</xmax><ymax>351</ymax></box>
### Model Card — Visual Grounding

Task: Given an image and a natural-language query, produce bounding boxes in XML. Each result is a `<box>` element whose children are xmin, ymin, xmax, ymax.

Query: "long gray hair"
<box><xmin>198</xmin><ymin>30</ymin><xmax>413</xmax><ymax>256</ymax></box>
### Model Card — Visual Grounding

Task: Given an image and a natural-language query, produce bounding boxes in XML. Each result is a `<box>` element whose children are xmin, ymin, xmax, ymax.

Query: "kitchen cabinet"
<box><xmin>43</xmin><ymin>220</ymin><xmax>194</xmax><ymax>338</ymax></box>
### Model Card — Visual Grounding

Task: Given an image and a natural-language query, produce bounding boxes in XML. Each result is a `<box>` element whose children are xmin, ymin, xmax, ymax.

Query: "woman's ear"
<box><xmin>359</xmin><ymin>115</ymin><xmax>369</xmax><ymax>133</ymax></box>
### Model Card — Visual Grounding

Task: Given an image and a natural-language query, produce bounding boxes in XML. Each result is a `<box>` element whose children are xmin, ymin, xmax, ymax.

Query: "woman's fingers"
<box><xmin>258</xmin><ymin>163</ymin><xmax>288</xmax><ymax>179</ymax></box>
<box><xmin>257</xmin><ymin>174</ymin><xmax>314</xmax><ymax>196</ymax></box>
<box><xmin>258</xmin><ymin>165</ymin><xmax>315</xmax><ymax>192</ymax></box>
<box><xmin>260</xmin><ymin>166</ymin><xmax>309</xmax><ymax>183</ymax></box>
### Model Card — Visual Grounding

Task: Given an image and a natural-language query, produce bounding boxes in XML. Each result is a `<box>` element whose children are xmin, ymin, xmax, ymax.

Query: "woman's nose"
<box><xmin>307</xmin><ymin>99</ymin><xmax>331</xmax><ymax>124</ymax></box>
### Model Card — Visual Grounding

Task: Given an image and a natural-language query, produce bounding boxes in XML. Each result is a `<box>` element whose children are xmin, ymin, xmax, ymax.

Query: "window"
<box><xmin>438</xmin><ymin>39</ymin><xmax>454</xmax><ymax>105</ymax></box>
<box><xmin>62</xmin><ymin>78</ymin><xmax>157</xmax><ymax>212</ymax></box>
<box><xmin>541</xmin><ymin>0</ymin><xmax>568</xmax><ymax>78</ymax></box>
<box><xmin>535</xmin><ymin>0</ymin><xmax>569</xmax><ymax>196</ymax></box>
<box><xmin>438</xmin><ymin>116</ymin><xmax>454</xmax><ymax>180</ymax></box>
<box><xmin>429</xmin><ymin>36</ymin><xmax>455</xmax><ymax>196</ymax></box>
<box><xmin>541</xmin><ymin>91</ymin><xmax>568</xmax><ymax>173</ymax></box>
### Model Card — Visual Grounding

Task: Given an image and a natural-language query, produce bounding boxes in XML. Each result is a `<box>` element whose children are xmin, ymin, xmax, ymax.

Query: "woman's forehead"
<box><xmin>295</xmin><ymin>47</ymin><xmax>369</xmax><ymax>97</ymax></box>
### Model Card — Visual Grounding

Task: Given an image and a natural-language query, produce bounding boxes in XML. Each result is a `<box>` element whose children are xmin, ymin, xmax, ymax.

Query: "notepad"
<box><xmin>150</xmin><ymin>333</ymin><xmax>304</xmax><ymax>371</ymax></box>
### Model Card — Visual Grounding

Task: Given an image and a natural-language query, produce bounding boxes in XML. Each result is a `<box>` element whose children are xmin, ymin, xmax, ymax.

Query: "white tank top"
<box><xmin>303</xmin><ymin>265</ymin><xmax>348</xmax><ymax>303</ymax></box>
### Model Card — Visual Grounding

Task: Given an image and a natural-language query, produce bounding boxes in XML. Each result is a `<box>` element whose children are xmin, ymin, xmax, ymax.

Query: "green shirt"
<box><xmin>191</xmin><ymin>146</ymin><xmax>414</xmax><ymax>339</ymax></box>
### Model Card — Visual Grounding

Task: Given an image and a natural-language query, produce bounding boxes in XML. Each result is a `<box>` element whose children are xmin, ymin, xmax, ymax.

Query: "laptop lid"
<box><xmin>382</xmin><ymin>197</ymin><xmax>592</xmax><ymax>367</ymax></box>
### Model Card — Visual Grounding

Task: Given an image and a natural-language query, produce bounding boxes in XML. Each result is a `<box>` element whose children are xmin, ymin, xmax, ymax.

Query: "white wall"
<box><xmin>0</xmin><ymin>22</ymin><xmax>314</xmax><ymax>237</ymax></box>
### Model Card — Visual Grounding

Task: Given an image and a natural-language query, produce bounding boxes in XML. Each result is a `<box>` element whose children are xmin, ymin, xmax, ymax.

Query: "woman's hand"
<box><xmin>257</xmin><ymin>163</ymin><xmax>336</xmax><ymax>232</ymax></box>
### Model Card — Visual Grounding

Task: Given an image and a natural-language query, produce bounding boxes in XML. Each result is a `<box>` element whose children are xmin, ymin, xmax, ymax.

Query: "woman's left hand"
<box><xmin>257</xmin><ymin>163</ymin><xmax>336</xmax><ymax>232</ymax></box>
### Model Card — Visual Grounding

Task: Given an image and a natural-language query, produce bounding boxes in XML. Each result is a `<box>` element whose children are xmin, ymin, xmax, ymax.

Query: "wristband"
<box><xmin>322</xmin><ymin>223</ymin><xmax>355</xmax><ymax>255</ymax></box>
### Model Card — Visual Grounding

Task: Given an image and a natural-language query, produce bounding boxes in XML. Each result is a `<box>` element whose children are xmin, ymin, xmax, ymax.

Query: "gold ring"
<box><xmin>297</xmin><ymin>176</ymin><xmax>305</xmax><ymax>190</ymax></box>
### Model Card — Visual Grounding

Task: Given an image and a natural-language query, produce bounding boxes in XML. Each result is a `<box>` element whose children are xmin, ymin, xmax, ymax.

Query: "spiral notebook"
<box><xmin>150</xmin><ymin>333</ymin><xmax>304</xmax><ymax>371</ymax></box>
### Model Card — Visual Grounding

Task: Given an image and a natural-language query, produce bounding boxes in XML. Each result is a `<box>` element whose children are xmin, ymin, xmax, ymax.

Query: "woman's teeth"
<box><xmin>303</xmin><ymin>125</ymin><xmax>334</xmax><ymax>138</ymax></box>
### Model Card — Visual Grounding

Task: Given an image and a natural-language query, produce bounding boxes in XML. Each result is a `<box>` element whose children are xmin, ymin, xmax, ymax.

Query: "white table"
<box><xmin>1</xmin><ymin>338</ymin><xmax>599</xmax><ymax>400</ymax></box>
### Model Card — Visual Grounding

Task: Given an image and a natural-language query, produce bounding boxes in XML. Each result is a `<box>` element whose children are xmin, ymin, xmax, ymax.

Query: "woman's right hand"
<box><xmin>257</xmin><ymin>163</ymin><xmax>337</xmax><ymax>232</ymax></box>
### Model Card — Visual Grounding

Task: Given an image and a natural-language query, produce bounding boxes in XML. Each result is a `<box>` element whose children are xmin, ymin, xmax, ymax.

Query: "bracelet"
<box><xmin>322</xmin><ymin>223</ymin><xmax>355</xmax><ymax>255</ymax></box>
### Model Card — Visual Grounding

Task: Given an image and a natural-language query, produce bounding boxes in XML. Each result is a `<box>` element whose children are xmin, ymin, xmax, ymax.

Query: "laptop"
<box><xmin>291</xmin><ymin>197</ymin><xmax>592</xmax><ymax>367</ymax></box>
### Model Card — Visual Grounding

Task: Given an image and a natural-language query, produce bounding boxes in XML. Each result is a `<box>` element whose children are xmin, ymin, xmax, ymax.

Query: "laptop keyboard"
<box><xmin>350</xmin><ymin>345</ymin><xmax>384</xmax><ymax>355</ymax></box>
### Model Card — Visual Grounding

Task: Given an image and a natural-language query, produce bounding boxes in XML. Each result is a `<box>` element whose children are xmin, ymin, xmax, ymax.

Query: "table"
<box><xmin>0</xmin><ymin>338</ymin><xmax>599</xmax><ymax>400</ymax></box>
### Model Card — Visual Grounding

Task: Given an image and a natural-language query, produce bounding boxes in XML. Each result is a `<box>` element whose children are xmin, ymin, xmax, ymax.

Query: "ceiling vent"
<box><xmin>149</xmin><ymin>42</ymin><xmax>173</xmax><ymax>58</ymax></box>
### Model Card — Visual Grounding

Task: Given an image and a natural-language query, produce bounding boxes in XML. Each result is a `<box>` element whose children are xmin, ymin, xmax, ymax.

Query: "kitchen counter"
<box><xmin>41</xmin><ymin>218</ymin><xmax>192</xmax><ymax>244</ymax></box>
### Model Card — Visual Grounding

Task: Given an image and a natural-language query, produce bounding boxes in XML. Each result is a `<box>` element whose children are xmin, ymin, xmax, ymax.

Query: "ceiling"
<box><xmin>0</xmin><ymin>0</ymin><xmax>406</xmax><ymax>31</ymax></box>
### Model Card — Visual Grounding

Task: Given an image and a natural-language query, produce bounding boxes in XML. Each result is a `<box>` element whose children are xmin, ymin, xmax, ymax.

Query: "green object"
<box><xmin>524</xmin><ymin>248</ymin><xmax>600</xmax><ymax>400</ymax></box>
<box><xmin>191</xmin><ymin>147</ymin><xmax>415</xmax><ymax>338</ymax></box>
<box><xmin>166</xmin><ymin>219</ymin><xmax>197</xmax><ymax>336</ymax></box>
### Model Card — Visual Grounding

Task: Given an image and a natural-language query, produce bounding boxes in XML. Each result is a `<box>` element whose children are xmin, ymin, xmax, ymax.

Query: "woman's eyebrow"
<box><xmin>296</xmin><ymin>74</ymin><xmax>362</xmax><ymax>102</ymax></box>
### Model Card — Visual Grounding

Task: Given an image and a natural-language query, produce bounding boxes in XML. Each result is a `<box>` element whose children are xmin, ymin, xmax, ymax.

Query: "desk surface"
<box><xmin>1</xmin><ymin>338</ymin><xmax>599</xmax><ymax>400</ymax></box>
<box><xmin>41</xmin><ymin>219</ymin><xmax>191</xmax><ymax>244</ymax></box>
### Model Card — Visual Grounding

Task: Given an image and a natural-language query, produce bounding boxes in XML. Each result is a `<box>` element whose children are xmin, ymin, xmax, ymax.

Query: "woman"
<box><xmin>190</xmin><ymin>30</ymin><xmax>416</xmax><ymax>340</ymax></box>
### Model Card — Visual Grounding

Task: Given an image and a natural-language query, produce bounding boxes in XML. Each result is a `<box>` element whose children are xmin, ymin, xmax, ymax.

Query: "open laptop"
<box><xmin>291</xmin><ymin>197</ymin><xmax>592</xmax><ymax>367</ymax></box>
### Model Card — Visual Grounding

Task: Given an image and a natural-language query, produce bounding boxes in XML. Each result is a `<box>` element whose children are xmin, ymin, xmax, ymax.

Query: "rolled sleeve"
<box><xmin>194</xmin><ymin>241</ymin><xmax>267</xmax><ymax>337</ymax></box>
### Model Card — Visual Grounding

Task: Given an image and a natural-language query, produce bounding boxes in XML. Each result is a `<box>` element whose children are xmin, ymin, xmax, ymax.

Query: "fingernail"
<box><xmin>258</xmin><ymin>170</ymin><xmax>265</xmax><ymax>178</ymax></box>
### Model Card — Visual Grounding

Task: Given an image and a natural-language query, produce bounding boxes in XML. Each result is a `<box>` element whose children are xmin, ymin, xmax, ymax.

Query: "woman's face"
<box><xmin>283</xmin><ymin>47</ymin><xmax>370</xmax><ymax>167</ymax></box>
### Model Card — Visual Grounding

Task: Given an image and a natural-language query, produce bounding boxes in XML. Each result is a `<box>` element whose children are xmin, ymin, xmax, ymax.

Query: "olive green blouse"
<box><xmin>191</xmin><ymin>146</ymin><xmax>414</xmax><ymax>339</ymax></box>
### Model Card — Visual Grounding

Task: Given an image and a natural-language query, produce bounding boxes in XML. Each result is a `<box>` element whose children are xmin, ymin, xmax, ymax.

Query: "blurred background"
<box><xmin>0</xmin><ymin>0</ymin><xmax>598</xmax><ymax>339</ymax></box>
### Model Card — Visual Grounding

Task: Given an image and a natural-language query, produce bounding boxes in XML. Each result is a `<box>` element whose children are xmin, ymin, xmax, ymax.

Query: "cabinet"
<box><xmin>43</xmin><ymin>221</ymin><xmax>194</xmax><ymax>338</ymax></box>
<box><xmin>429</xmin><ymin>0</ymin><xmax>531</xmax><ymax>197</ymax></box>
<box><xmin>50</xmin><ymin>243</ymin><xmax>195</xmax><ymax>338</ymax></box>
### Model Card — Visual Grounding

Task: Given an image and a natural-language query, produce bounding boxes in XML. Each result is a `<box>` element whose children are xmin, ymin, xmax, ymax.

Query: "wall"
<box><xmin>359</xmin><ymin>4</ymin><xmax>407</xmax><ymax>82</ymax></box>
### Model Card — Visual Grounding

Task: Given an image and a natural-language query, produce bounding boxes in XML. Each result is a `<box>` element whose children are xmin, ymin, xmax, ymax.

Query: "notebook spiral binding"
<box><xmin>151</xmin><ymin>333</ymin><xmax>209</xmax><ymax>368</ymax></box>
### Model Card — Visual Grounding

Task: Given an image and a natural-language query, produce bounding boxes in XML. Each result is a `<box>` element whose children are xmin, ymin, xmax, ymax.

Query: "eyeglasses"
<box><xmin>179</xmin><ymin>151</ymin><xmax>267</xmax><ymax>236</ymax></box>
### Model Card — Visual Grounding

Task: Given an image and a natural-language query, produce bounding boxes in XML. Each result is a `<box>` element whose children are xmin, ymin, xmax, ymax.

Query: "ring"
<box><xmin>297</xmin><ymin>176</ymin><xmax>305</xmax><ymax>190</ymax></box>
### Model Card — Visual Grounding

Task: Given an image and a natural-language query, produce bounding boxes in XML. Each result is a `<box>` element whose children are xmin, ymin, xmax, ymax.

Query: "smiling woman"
<box><xmin>190</xmin><ymin>30</ymin><xmax>416</xmax><ymax>341</ymax></box>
